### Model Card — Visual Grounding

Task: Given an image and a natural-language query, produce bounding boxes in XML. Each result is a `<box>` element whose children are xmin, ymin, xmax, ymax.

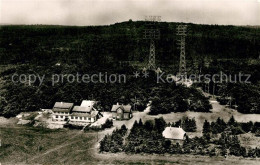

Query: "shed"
<box><xmin>162</xmin><ymin>127</ymin><xmax>186</xmax><ymax>140</ymax></box>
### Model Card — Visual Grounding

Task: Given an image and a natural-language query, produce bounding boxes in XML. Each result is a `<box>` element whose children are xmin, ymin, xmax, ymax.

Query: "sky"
<box><xmin>0</xmin><ymin>0</ymin><xmax>260</xmax><ymax>26</ymax></box>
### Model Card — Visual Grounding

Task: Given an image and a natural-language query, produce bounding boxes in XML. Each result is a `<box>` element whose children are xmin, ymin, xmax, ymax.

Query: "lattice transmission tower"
<box><xmin>176</xmin><ymin>25</ymin><xmax>187</xmax><ymax>77</ymax></box>
<box><xmin>143</xmin><ymin>16</ymin><xmax>161</xmax><ymax>71</ymax></box>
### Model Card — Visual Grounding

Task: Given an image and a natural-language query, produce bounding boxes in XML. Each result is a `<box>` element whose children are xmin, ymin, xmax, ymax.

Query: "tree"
<box><xmin>120</xmin><ymin>124</ymin><xmax>127</xmax><ymax>134</ymax></box>
<box><xmin>182</xmin><ymin>117</ymin><xmax>197</xmax><ymax>132</ymax></box>
<box><xmin>248</xmin><ymin>147</ymin><xmax>256</xmax><ymax>157</ymax></box>
<box><xmin>228</xmin><ymin>115</ymin><xmax>237</xmax><ymax>126</ymax></box>
<box><xmin>144</xmin><ymin>120</ymin><xmax>154</xmax><ymax>131</ymax></box>
<box><xmin>203</xmin><ymin>120</ymin><xmax>211</xmax><ymax>134</ymax></box>
<box><xmin>154</xmin><ymin>117</ymin><xmax>166</xmax><ymax>133</ymax></box>
<box><xmin>209</xmin><ymin>148</ymin><xmax>216</xmax><ymax>157</ymax></box>
<box><xmin>138</xmin><ymin>119</ymin><xmax>143</xmax><ymax>127</ymax></box>
<box><xmin>163</xmin><ymin>139</ymin><xmax>171</xmax><ymax>152</ymax></box>
<box><xmin>221</xmin><ymin>146</ymin><xmax>228</xmax><ymax>156</ymax></box>
<box><xmin>102</xmin><ymin>119</ymin><xmax>113</xmax><ymax>129</ymax></box>
<box><xmin>241</xmin><ymin>121</ymin><xmax>253</xmax><ymax>133</ymax></box>
<box><xmin>190</xmin><ymin>118</ymin><xmax>197</xmax><ymax>132</ymax></box>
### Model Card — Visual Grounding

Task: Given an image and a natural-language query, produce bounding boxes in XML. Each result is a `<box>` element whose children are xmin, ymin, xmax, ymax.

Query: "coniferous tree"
<box><xmin>228</xmin><ymin>115</ymin><xmax>236</xmax><ymax>126</ymax></box>
<box><xmin>154</xmin><ymin>117</ymin><xmax>166</xmax><ymax>133</ymax></box>
<box><xmin>203</xmin><ymin>120</ymin><xmax>211</xmax><ymax>134</ymax></box>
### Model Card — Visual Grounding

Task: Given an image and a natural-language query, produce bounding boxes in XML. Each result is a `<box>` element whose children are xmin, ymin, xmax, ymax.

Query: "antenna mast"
<box><xmin>143</xmin><ymin>16</ymin><xmax>161</xmax><ymax>71</ymax></box>
<box><xmin>176</xmin><ymin>25</ymin><xmax>187</xmax><ymax>78</ymax></box>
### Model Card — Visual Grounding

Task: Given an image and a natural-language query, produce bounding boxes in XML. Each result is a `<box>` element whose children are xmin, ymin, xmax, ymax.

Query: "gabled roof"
<box><xmin>71</xmin><ymin>111</ymin><xmax>99</xmax><ymax>117</ymax></box>
<box><xmin>80</xmin><ymin>100</ymin><xmax>96</xmax><ymax>108</ymax></box>
<box><xmin>53</xmin><ymin>102</ymin><xmax>74</xmax><ymax>112</ymax></box>
<box><xmin>54</xmin><ymin>102</ymin><xmax>74</xmax><ymax>109</ymax></box>
<box><xmin>162</xmin><ymin>127</ymin><xmax>186</xmax><ymax>140</ymax></box>
<box><xmin>72</xmin><ymin>106</ymin><xmax>92</xmax><ymax>113</ymax></box>
<box><xmin>111</xmin><ymin>104</ymin><xmax>132</xmax><ymax>113</ymax></box>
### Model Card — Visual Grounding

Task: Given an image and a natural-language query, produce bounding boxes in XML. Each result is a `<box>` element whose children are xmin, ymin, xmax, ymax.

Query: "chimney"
<box><xmin>179</xmin><ymin>126</ymin><xmax>180</xmax><ymax>128</ymax></box>
<box><xmin>117</xmin><ymin>102</ymin><xmax>119</xmax><ymax>105</ymax></box>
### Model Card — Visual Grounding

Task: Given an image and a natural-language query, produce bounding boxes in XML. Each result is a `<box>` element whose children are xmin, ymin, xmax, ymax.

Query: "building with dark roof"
<box><xmin>52</xmin><ymin>102</ymin><xmax>74</xmax><ymax>121</ymax></box>
<box><xmin>52</xmin><ymin>100</ymin><xmax>100</xmax><ymax>125</ymax></box>
<box><xmin>111</xmin><ymin>103</ymin><xmax>132</xmax><ymax>120</ymax></box>
<box><xmin>69</xmin><ymin>103</ymin><xmax>99</xmax><ymax>124</ymax></box>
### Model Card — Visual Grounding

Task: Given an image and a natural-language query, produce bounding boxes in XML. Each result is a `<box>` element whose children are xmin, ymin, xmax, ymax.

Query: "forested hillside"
<box><xmin>1</xmin><ymin>21</ymin><xmax>259</xmax><ymax>67</ymax></box>
<box><xmin>0</xmin><ymin>21</ymin><xmax>259</xmax><ymax>117</ymax></box>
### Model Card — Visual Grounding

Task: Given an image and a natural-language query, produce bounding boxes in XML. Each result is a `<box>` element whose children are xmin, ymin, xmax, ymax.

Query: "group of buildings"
<box><xmin>52</xmin><ymin>100</ymin><xmax>133</xmax><ymax>125</ymax></box>
<box><xmin>52</xmin><ymin>100</ymin><xmax>186</xmax><ymax>142</ymax></box>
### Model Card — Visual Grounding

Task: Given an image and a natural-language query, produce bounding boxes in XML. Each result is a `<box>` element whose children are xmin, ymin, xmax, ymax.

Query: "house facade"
<box><xmin>69</xmin><ymin>104</ymin><xmax>99</xmax><ymax>125</ymax></box>
<box><xmin>111</xmin><ymin>103</ymin><xmax>132</xmax><ymax>120</ymax></box>
<box><xmin>52</xmin><ymin>102</ymin><xmax>74</xmax><ymax>121</ymax></box>
<box><xmin>52</xmin><ymin>100</ymin><xmax>100</xmax><ymax>125</ymax></box>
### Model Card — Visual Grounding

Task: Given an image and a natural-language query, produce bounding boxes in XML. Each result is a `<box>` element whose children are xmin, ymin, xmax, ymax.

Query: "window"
<box><xmin>88</xmin><ymin>118</ymin><xmax>91</xmax><ymax>121</ymax></box>
<box><xmin>56</xmin><ymin>115</ymin><xmax>58</xmax><ymax>118</ymax></box>
<box><xmin>84</xmin><ymin>117</ymin><xmax>87</xmax><ymax>120</ymax></box>
<box><xmin>80</xmin><ymin>117</ymin><xmax>82</xmax><ymax>120</ymax></box>
<box><xmin>75</xmin><ymin>117</ymin><xmax>78</xmax><ymax>119</ymax></box>
<box><xmin>71</xmin><ymin>116</ymin><xmax>74</xmax><ymax>119</ymax></box>
<box><xmin>60</xmin><ymin>116</ymin><xmax>63</xmax><ymax>118</ymax></box>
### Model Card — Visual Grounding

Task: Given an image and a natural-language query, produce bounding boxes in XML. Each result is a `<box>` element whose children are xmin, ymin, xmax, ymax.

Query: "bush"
<box><xmin>64</xmin><ymin>124</ymin><xmax>83</xmax><ymax>130</ymax></box>
<box><xmin>101</xmin><ymin>119</ymin><xmax>113</xmax><ymax>129</ymax></box>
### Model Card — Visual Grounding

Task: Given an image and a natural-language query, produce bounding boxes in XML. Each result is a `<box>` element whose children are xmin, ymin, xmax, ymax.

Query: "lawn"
<box><xmin>0</xmin><ymin>125</ymin><xmax>97</xmax><ymax>164</ymax></box>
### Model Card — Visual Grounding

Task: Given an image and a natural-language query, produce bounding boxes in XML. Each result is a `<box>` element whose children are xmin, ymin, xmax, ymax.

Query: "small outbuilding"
<box><xmin>162</xmin><ymin>126</ymin><xmax>186</xmax><ymax>143</ymax></box>
<box><xmin>111</xmin><ymin>103</ymin><xmax>132</xmax><ymax>120</ymax></box>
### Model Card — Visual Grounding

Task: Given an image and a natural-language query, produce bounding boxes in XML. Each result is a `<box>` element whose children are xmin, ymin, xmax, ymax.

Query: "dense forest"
<box><xmin>0</xmin><ymin>22</ymin><xmax>260</xmax><ymax>66</ymax></box>
<box><xmin>0</xmin><ymin>21</ymin><xmax>259</xmax><ymax>116</ymax></box>
<box><xmin>0</xmin><ymin>65</ymin><xmax>211</xmax><ymax>117</ymax></box>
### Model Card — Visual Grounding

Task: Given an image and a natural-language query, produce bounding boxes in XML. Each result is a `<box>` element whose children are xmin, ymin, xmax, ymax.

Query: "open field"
<box><xmin>0</xmin><ymin>125</ymin><xmax>98</xmax><ymax>164</ymax></box>
<box><xmin>94</xmin><ymin>152</ymin><xmax>260</xmax><ymax>165</ymax></box>
<box><xmin>1</xmin><ymin>125</ymin><xmax>260</xmax><ymax>165</ymax></box>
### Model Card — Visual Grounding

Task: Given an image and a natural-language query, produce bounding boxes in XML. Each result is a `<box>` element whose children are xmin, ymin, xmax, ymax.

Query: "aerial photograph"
<box><xmin>0</xmin><ymin>0</ymin><xmax>260</xmax><ymax>164</ymax></box>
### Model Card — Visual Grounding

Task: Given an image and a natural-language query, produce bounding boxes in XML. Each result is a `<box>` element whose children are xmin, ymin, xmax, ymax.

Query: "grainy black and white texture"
<box><xmin>0</xmin><ymin>0</ymin><xmax>260</xmax><ymax>164</ymax></box>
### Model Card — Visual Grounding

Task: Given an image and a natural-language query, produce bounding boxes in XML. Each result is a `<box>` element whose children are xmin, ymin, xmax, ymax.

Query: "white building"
<box><xmin>52</xmin><ymin>102</ymin><xmax>74</xmax><ymax>121</ymax></box>
<box><xmin>162</xmin><ymin>126</ymin><xmax>186</xmax><ymax>144</ymax></box>
<box><xmin>69</xmin><ymin>105</ymin><xmax>99</xmax><ymax>125</ymax></box>
<box><xmin>52</xmin><ymin>100</ymin><xmax>100</xmax><ymax>125</ymax></box>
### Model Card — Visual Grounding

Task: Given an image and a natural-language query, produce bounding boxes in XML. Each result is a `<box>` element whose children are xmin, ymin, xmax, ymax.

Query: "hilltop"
<box><xmin>0</xmin><ymin>21</ymin><xmax>259</xmax><ymax>68</ymax></box>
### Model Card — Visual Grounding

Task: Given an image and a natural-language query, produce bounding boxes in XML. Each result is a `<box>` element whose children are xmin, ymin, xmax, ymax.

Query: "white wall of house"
<box><xmin>69</xmin><ymin>116</ymin><xmax>96</xmax><ymax>123</ymax></box>
<box><xmin>52</xmin><ymin>112</ymin><xmax>70</xmax><ymax>121</ymax></box>
<box><xmin>52</xmin><ymin>112</ymin><xmax>97</xmax><ymax>123</ymax></box>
